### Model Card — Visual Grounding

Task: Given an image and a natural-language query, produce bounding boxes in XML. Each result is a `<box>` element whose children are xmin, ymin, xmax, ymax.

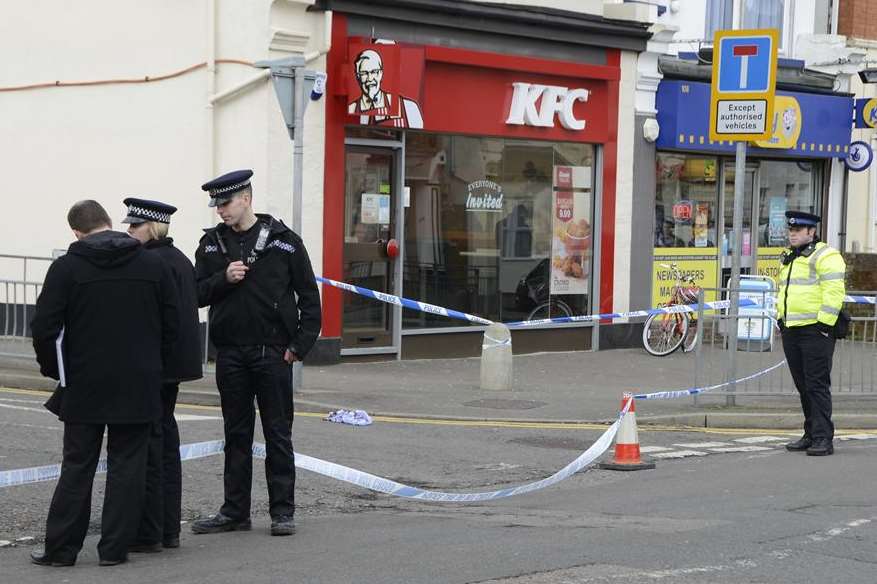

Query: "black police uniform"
<box><xmin>121</xmin><ymin>198</ymin><xmax>204</xmax><ymax>550</ymax></box>
<box><xmin>31</xmin><ymin>229</ymin><xmax>178</xmax><ymax>565</ymax></box>
<box><xmin>193</xmin><ymin>170</ymin><xmax>321</xmax><ymax>532</ymax></box>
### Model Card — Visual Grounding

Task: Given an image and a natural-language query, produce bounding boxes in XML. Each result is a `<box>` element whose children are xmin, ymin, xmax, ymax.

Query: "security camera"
<box><xmin>310</xmin><ymin>72</ymin><xmax>327</xmax><ymax>101</ymax></box>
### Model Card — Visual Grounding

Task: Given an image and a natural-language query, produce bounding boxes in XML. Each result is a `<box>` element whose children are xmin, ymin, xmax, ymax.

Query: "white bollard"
<box><xmin>480</xmin><ymin>323</ymin><xmax>513</xmax><ymax>391</ymax></box>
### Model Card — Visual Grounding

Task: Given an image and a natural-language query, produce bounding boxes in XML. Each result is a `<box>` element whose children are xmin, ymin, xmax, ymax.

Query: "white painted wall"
<box><xmin>0</xmin><ymin>0</ymin><xmax>327</xmax><ymax>283</ymax></box>
<box><xmin>613</xmin><ymin>50</ymin><xmax>639</xmax><ymax>315</ymax></box>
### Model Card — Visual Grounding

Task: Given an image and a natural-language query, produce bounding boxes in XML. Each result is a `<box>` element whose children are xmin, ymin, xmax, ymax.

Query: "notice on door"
<box><xmin>361</xmin><ymin>193</ymin><xmax>391</xmax><ymax>225</ymax></box>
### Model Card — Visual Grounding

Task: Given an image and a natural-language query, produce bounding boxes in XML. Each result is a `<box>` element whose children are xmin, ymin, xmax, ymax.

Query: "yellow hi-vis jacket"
<box><xmin>777</xmin><ymin>241</ymin><xmax>846</xmax><ymax>328</ymax></box>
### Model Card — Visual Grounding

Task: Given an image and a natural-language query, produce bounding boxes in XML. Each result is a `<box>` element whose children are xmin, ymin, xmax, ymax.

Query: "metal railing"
<box><xmin>687</xmin><ymin>287</ymin><xmax>877</xmax><ymax>402</ymax></box>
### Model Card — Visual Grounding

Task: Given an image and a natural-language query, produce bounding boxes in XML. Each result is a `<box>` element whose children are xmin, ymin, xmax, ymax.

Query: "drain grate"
<box><xmin>462</xmin><ymin>399</ymin><xmax>547</xmax><ymax>410</ymax></box>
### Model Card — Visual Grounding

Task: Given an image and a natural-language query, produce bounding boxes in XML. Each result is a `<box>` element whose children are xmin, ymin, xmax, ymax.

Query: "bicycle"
<box><xmin>642</xmin><ymin>263</ymin><xmax>702</xmax><ymax>356</ymax></box>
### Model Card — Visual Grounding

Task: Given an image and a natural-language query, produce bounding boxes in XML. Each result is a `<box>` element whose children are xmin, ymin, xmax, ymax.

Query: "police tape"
<box><xmin>634</xmin><ymin>359</ymin><xmax>788</xmax><ymax>400</ymax></box>
<box><xmin>0</xmin><ymin>408</ymin><xmax>627</xmax><ymax>500</ymax></box>
<box><xmin>253</xmin><ymin>409</ymin><xmax>624</xmax><ymax>502</ymax></box>
<box><xmin>317</xmin><ymin>275</ymin><xmax>877</xmax><ymax>328</ymax></box>
<box><xmin>0</xmin><ymin>440</ymin><xmax>225</xmax><ymax>489</ymax></box>
<box><xmin>317</xmin><ymin>276</ymin><xmax>741</xmax><ymax>327</ymax></box>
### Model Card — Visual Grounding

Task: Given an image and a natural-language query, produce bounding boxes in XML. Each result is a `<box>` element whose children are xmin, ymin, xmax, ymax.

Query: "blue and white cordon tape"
<box><xmin>2</xmin><ymin>278</ymin><xmax>871</xmax><ymax>497</ymax></box>
<box><xmin>317</xmin><ymin>276</ymin><xmax>876</xmax><ymax>328</ymax></box>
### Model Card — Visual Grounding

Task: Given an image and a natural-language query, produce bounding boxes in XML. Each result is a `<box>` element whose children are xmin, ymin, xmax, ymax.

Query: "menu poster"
<box><xmin>550</xmin><ymin>190</ymin><xmax>590</xmax><ymax>295</ymax></box>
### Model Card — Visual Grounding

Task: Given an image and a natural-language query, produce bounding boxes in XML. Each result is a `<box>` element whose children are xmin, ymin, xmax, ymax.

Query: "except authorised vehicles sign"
<box><xmin>709</xmin><ymin>29</ymin><xmax>779</xmax><ymax>142</ymax></box>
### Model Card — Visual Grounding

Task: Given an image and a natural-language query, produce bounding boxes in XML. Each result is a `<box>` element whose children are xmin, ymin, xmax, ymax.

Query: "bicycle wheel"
<box><xmin>681</xmin><ymin>316</ymin><xmax>699</xmax><ymax>353</ymax></box>
<box><xmin>527</xmin><ymin>300</ymin><xmax>573</xmax><ymax>322</ymax></box>
<box><xmin>642</xmin><ymin>312</ymin><xmax>688</xmax><ymax>356</ymax></box>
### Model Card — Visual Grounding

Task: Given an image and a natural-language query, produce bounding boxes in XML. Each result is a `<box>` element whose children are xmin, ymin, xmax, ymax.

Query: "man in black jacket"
<box><xmin>122</xmin><ymin>198</ymin><xmax>203</xmax><ymax>552</ymax></box>
<box><xmin>192</xmin><ymin>169</ymin><xmax>321</xmax><ymax>537</ymax></box>
<box><xmin>30</xmin><ymin>200</ymin><xmax>178</xmax><ymax>567</ymax></box>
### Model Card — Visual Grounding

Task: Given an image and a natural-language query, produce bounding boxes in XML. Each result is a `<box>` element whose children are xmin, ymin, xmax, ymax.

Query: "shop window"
<box><xmin>404</xmin><ymin>134</ymin><xmax>595</xmax><ymax>328</ymax></box>
<box><xmin>756</xmin><ymin>160</ymin><xmax>821</xmax><ymax>249</ymax></box>
<box><xmin>655</xmin><ymin>153</ymin><xmax>719</xmax><ymax>249</ymax></box>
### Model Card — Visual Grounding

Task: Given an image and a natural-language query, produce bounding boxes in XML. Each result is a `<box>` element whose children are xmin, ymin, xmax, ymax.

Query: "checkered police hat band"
<box><xmin>210</xmin><ymin>180</ymin><xmax>251</xmax><ymax>197</ymax></box>
<box><xmin>128</xmin><ymin>205</ymin><xmax>171</xmax><ymax>223</ymax></box>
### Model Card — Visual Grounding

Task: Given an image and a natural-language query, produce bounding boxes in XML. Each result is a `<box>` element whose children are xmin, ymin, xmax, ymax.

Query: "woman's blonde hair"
<box><xmin>146</xmin><ymin>221</ymin><xmax>170</xmax><ymax>240</ymax></box>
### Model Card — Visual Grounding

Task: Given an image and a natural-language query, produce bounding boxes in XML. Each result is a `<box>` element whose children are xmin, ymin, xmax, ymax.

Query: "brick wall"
<box><xmin>838</xmin><ymin>0</ymin><xmax>877</xmax><ymax>40</ymax></box>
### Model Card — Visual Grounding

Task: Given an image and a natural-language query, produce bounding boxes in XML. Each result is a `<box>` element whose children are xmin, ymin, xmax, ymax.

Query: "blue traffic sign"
<box><xmin>717</xmin><ymin>35</ymin><xmax>774</xmax><ymax>93</ymax></box>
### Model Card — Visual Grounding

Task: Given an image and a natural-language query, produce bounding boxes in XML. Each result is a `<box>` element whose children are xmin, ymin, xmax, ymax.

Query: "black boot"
<box><xmin>806</xmin><ymin>439</ymin><xmax>834</xmax><ymax>456</ymax></box>
<box><xmin>785</xmin><ymin>436</ymin><xmax>812</xmax><ymax>451</ymax></box>
<box><xmin>191</xmin><ymin>512</ymin><xmax>252</xmax><ymax>534</ymax></box>
<box><xmin>270</xmin><ymin>515</ymin><xmax>296</xmax><ymax>536</ymax></box>
<box><xmin>30</xmin><ymin>549</ymin><xmax>75</xmax><ymax>567</ymax></box>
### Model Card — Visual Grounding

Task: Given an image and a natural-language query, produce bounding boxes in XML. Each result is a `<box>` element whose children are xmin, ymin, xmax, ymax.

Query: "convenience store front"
<box><xmin>652</xmin><ymin>79</ymin><xmax>853</xmax><ymax>305</ymax></box>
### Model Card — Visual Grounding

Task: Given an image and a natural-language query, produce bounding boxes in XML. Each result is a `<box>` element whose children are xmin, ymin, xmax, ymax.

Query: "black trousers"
<box><xmin>781</xmin><ymin>325</ymin><xmax>836</xmax><ymax>440</ymax></box>
<box><xmin>135</xmin><ymin>383</ymin><xmax>182</xmax><ymax>545</ymax></box>
<box><xmin>43</xmin><ymin>422</ymin><xmax>150</xmax><ymax>562</ymax></box>
<box><xmin>216</xmin><ymin>345</ymin><xmax>295</xmax><ymax>520</ymax></box>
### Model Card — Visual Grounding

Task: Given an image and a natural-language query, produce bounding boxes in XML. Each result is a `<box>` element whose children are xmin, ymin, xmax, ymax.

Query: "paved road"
<box><xmin>1</xmin><ymin>387</ymin><xmax>875</xmax><ymax>583</ymax></box>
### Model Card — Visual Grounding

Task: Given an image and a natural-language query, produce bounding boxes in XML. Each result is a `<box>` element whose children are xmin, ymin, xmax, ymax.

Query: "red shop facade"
<box><xmin>311</xmin><ymin>1</ymin><xmax>649</xmax><ymax>362</ymax></box>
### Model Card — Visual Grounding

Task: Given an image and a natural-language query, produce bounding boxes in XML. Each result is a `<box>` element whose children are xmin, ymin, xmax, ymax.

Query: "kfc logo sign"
<box><xmin>506</xmin><ymin>82</ymin><xmax>590</xmax><ymax>131</ymax></box>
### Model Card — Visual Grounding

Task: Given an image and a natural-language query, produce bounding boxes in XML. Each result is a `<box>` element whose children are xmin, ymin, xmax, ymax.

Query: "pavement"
<box><xmin>3</xmin><ymin>338</ymin><xmax>877</xmax><ymax>429</ymax></box>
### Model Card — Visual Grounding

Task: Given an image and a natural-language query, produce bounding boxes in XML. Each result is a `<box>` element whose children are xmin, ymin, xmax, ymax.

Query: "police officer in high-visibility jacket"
<box><xmin>777</xmin><ymin>211</ymin><xmax>846</xmax><ymax>456</ymax></box>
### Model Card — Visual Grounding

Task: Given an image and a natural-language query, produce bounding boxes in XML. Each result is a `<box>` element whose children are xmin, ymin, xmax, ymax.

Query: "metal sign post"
<box><xmin>257</xmin><ymin>57</ymin><xmax>327</xmax><ymax>391</ymax></box>
<box><xmin>709</xmin><ymin>29</ymin><xmax>778</xmax><ymax>403</ymax></box>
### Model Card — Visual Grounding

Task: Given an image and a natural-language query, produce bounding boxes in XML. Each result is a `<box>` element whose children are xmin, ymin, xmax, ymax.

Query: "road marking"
<box><xmin>673</xmin><ymin>441</ymin><xmax>733</xmax><ymax>448</ymax></box>
<box><xmin>0</xmin><ymin>398</ymin><xmax>43</xmax><ymax>405</ymax></box>
<box><xmin>836</xmin><ymin>434</ymin><xmax>876</xmax><ymax>441</ymax></box>
<box><xmin>2</xmin><ymin>387</ymin><xmax>876</xmax><ymax>436</ymax></box>
<box><xmin>809</xmin><ymin>517</ymin><xmax>875</xmax><ymax>542</ymax></box>
<box><xmin>174</xmin><ymin>414</ymin><xmax>222</xmax><ymax>422</ymax></box>
<box><xmin>733</xmin><ymin>436</ymin><xmax>788</xmax><ymax>443</ymax></box>
<box><xmin>0</xmin><ymin>403</ymin><xmax>47</xmax><ymax>414</ymax></box>
<box><xmin>639</xmin><ymin>446</ymin><xmax>673</xmax><ymax>453</ymax></box>
<box><xmin>707</xmin><ymin>445</ymin><xmax>773</xmax><ymax>453</ymax></box>
<box><xmin>651</xmin><ymin>450</ymin><xmax>708</xmax><ymax>459</ymax></box>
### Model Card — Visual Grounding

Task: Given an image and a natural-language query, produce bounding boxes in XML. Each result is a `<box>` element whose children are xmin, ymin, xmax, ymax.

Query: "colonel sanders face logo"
<box><xmin>348</xmin><ymin>48</ymin><xmax>423</xmax><ymax>129</ymax></box>
<box><xmin>355</xmin><ymin>50</ymin><xmax>384</xmax><ymax>105</ymax></box>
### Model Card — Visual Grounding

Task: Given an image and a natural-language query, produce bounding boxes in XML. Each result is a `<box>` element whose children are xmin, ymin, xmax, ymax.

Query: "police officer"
<box><xmin>192</xmin><ymin>169</ymin><xmax>321</xmax><ymax>537</ymax></box>
<box><xmin>778</xmin><ymin>211</ymin><xmax>846</xmax><ymax>456</ymax></box>
<box><xmin>30</xmin><ymin>200</ymin><xmax>178</xmax><ymax>567</ymax></box>
<box><xmin>122</xmin><ymin>198</ymin><xmax>203</xmax><ymax>551</ymax></box>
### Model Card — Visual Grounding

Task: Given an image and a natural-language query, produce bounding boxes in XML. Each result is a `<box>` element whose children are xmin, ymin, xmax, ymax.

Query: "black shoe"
<box><xmin>128</xmin><ymin>542</ymin><xmax>163</xmax><ymax>553</ymax></box>
<box><xmin>162</xmin><ymin>536</ymin><xmax>180</xmax><ymax>549</ymax></box>
<box><xmin>191</xmin><ymin>512</ymin><xmax>252</xmax><ymax>534</ymax></box>
<box><xmin>785</xmin><ymin>436</ymin><xmax>812</xmax><ymax>451</ymax></box>
<box><xmin>30</xmin><ymin>549</ymin><xmax>75</xmax><ymax>567</ymax></box>
<box><xmin>270</xmin><ymin>515</ymin><xmax>296</xmax><ymax>536</ymax></box>
<box><xmin>806</xmin><ymin>439</ymin><xmax>834</xmax><ymax>456</ymax></box>
<box><xmin>98</xmin><ymin>556</ymin><xmax>127</xmax><ymax>567</ymax></box>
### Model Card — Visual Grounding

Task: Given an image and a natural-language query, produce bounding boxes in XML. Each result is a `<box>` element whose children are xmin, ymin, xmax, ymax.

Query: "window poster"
<box><xmin>550</xmin><ymin>188</ymin><xmax>591</xmax><ymax>295</ymax></box>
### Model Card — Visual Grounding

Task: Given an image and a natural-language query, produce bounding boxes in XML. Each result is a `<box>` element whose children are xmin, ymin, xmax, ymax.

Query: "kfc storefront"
<box><xmin>316</xmin><ymin>5</ymin><xmax>648</xmax><ymax>360</ymax></box>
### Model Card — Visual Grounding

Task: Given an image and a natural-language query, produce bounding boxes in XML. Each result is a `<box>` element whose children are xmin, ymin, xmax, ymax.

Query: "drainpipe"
<box><xmin>206</xmin><ymin>0</ymin><xmax>217</xmax><ymax>226</ymax></box>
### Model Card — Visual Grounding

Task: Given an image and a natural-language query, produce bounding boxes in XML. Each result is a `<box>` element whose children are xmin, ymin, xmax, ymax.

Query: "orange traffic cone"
<box><xmin>599</xmin><ymin>392</ymin><xmax>656</xmax><ymax>471</ymax></box>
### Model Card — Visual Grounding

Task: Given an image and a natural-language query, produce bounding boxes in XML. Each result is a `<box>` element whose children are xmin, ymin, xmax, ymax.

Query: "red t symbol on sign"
<box><xmin>733</xmin><ymin>45</ymin><xmax>758</xmax><ymax>90</ymax></box>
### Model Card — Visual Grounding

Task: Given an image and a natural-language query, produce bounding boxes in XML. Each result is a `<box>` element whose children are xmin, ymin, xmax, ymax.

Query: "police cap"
<box><xmin>201</xmin><ymin>169</ymin><xmax>253</xmax><ymax>207</ymax></box>
<box><xmin>121</xmin><ymin>197</ymin><xmax>177</xmax><ymax>224</ymax></box>
<box><xmin>785</xmin><ymin>210</ymin><xmax>820</xmax><ymax>228</ymax></box>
